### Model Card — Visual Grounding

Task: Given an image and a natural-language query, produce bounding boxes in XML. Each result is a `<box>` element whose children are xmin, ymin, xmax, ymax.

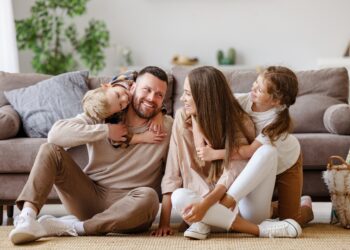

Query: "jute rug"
<box><xmin>0</xmin><ymin>224</ymin><xmax>349</xmax><ymax>250</ymax></box>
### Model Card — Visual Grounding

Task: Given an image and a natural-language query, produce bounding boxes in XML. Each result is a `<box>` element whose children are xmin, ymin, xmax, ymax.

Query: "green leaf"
<box><xmin>15</xmin><ymin>0</ymin><xmax>109</xmax><ymax>75</ymax></box>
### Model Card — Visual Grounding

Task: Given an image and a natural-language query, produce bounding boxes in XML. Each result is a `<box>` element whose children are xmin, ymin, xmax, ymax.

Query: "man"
<box><xmin>9</xmin><ymin>66</ymin><xmax>173</xmax><ymax>245</ymax></box>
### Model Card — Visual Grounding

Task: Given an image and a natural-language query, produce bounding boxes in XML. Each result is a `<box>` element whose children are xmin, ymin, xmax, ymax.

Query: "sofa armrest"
<box><xmin>323</xmin><ymin>103</ymin><xmax>350</xmax><ymax>135</ymax></box>
<box><xmin>0</xmin><ymin>105</ymin><xmax>21</xmax><ymax>139</ymax></box>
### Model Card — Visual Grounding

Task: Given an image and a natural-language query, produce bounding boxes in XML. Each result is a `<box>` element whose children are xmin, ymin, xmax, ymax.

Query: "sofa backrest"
<box><xmin>171</xmin><ymin>66</ymin><xmax>349</xmax><ymax>133</ymax></box>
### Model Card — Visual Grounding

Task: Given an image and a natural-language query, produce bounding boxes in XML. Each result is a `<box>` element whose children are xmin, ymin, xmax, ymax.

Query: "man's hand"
<box><xmin>182</xmin><ymin>202</ymin><xmax>208</xmax><ymax>223</ymax></box>
<box><xmin>150</xmin><ymin>226</ymin><xmax>173</xmax><ymax>237</ymax></box>
<box><xmin>108</xmin><ymin>124</ymin><xmax>128</xmax><ymax>142</ymax></box>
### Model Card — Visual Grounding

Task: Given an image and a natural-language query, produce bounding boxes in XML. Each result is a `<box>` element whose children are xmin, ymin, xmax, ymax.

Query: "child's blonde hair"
<box><xmin>260</xmin><ymin>66</ymin><xmax>298</xmax><ymax>142</ymax></box>
<box><xmin>82</xmin><ymin>86</ymin><xmax>110</xmax><ymax>121</ymax></box>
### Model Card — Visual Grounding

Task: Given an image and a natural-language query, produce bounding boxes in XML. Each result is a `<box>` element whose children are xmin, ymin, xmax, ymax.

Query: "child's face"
<box><xmin>250</xmin><ymin>75</ymin><xmax>280</xmax><ymax>109</ymax></box>
<box><xmin>105</xmin><ymin>86</ymin><xmax>131</xmax><ymax>114</ymax></box>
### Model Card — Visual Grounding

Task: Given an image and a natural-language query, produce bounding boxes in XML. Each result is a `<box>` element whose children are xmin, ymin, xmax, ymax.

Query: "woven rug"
<box><xmin>0</xmin><ymin>224</ymin><xmax>349</xmax><ymax>250</ymax></box>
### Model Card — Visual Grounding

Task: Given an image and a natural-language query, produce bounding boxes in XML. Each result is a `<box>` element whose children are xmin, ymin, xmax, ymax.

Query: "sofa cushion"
<box><xmin>290</xmin><ymin>95</ymin><xmax>344</xmax><ymax>133</ymax></box>
<box><xmin>292</xmin><ymin>68</ymin><xmax>349</xmax><ymax>133</ymax></box>
<box><xmin>0</xmin><ymin>138</ymin><xmax>88</xmax><ymax>173</ymax></box>
<box><xmin>323</xmin><ymin>104</ymin><xmax>350</xmax><ymax>135</ymax></box>
<box><xmin>295</xmin><ymin>133</ymin><xmax>350</xmax><ymax>169</ymax></box>
<box><xmin>296</xmin><ymin>68</ymin><xmax>349</xmax><ymax>103</ymax></box>
<box><xmin>0</xmin><ymin>105</ymin><xmax>20</xmax><ymax>139</ymax></box>
<box><xmin>0</xmin><ymin>71</ymin><xmax>50</xmax><ymax>107</ymax></box>
<box><xmin>4</xmin><ymin>71</ymin><xmax>89</xmax><ymax>138</ymax></box>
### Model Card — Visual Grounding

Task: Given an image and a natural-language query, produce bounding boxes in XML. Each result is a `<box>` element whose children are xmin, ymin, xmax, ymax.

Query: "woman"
<box><xmin>152</xmin><ymin>66</ymin><xmax>301</xmax><ymax>239</ymax></box>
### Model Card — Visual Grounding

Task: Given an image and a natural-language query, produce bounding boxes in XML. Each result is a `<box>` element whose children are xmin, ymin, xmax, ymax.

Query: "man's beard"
<box><xmin>131</xmin><ymin>96</ymin><xmax>161</xmax><ymax>119</ymax></box>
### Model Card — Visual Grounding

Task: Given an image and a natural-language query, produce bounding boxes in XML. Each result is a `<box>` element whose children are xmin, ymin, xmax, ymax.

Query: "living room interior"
<box><xmin>0</xmin><ymin>0</ymin><xmax>350</xmax><ymax>249</ymax></box>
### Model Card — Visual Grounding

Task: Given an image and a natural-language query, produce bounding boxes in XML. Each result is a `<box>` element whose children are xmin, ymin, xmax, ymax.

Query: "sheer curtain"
<box><xmin>0</xmin><ymin>0</ymin><xmax>19</xmax><ymax>73</ymax></box>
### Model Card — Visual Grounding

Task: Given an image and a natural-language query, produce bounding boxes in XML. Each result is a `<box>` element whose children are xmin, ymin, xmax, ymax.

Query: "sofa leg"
<box><xmin>0</xmin><ymin>205</ymin><xmax>3</xmax><ymax>226</ymax></box>
<box><xmin>7</xmin><ymin>205</ymin><xmax>14</xmax><ymax>218</ymax></box>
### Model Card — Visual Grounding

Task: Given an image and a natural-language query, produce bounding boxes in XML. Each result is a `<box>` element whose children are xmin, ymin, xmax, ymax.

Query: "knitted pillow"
<box><xmin>4</xmin><ymin>71</ymin><xmax>89</xmax><ymax>138</ymax></box>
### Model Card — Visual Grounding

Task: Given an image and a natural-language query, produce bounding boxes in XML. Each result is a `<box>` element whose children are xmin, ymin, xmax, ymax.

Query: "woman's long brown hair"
<box><xmin>188</xmin><ymin>66</ymin><xmax>250</xmax><ymax>183</ymax></box>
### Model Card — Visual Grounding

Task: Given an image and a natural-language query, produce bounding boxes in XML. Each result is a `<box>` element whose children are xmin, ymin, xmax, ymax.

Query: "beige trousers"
<box><xmin>16</xmin><ymin>143</ymin><xmax>159</xmax><ymax>235</ymax></box>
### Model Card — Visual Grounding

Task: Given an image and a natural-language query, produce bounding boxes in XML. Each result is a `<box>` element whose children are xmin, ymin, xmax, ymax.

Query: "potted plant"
<box><xmin>16</xmin><ymin>0</ymin><xmax>109</xmax><ymax>75</ymax></box>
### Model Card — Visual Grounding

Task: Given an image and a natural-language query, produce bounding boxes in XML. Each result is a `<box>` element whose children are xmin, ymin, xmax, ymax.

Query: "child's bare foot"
<box><xmin>301</xmin><ymin>195</ymin><xmax>312</xmax><ymax>208</ymax></box>
<box><xmin>301</xmin><ymin>195</ymin><xmax>314</xmax><ymax>224</ymax></box>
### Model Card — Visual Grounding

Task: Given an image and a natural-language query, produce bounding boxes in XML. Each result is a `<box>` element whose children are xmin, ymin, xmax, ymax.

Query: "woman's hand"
<box><xmin>182</xmin><ymin>202</ymin><xmax>208</xmax><ymax>223</ymax></box>
<box><xmin>151</xmin><ymin>194</ymin><xmax>173</xmax><ymax>236</ymax></box>
<box><xmin>151</xmin><ymin>225</ymin><xmax>174</xmax><ymax>237</ymax></box>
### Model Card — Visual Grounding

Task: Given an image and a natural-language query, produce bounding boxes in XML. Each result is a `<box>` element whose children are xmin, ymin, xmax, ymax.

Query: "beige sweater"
<box><xmin>161</xmin><ymin>108</ymin><xmax>255</xmax><ymax>197</ymax></box>
<box><xmin>48</xmin><ymin>113</ymin><xmax>173</xmax><ymax>192</ymax></box>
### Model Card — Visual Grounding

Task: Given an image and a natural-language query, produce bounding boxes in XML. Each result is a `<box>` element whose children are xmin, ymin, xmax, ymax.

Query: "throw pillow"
<box><xmin>4</xmin><ymin>71</ymin><xmax>89</xmax><ymax>138</ymax></box>
<box><xmin>0</xmin><ymin>71</ymin><xmax>50</xmax><ymax>107</ymax></box>
<box><xmin>323</xmin><ymin>104</ymin><xmax>350</xmax><ymax>135</ymax></box>
<box><xmin>0</xmin><ymin>105</ymin><xmax>21</xmax><ymax>139</ymax></box>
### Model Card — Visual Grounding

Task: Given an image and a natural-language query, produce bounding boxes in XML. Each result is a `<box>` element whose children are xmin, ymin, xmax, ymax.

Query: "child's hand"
<box><xmin>138</xmin><ymin>130</ymin><xmax>167</xmax><ymax>144</ymax></box>
<box><xmin>108</xmin><ymin>124</ymin><xmax>128</xmax><ymax>142</ymax></box>
<box><xmin>197</xmin><ymin>145</ymin><xmax>218</xmax><ymax>162</ymax></box>
<box><xmin>148</xmin><ymin>112</ymin><xmax>164</xmax><ymax>134</ymax></box>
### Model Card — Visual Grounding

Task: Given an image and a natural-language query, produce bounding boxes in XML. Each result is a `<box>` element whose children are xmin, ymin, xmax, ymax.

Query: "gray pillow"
<box><xmin>0</xmin><ymin>105</ymin><xmax>21</xmax><ymax>139</ymax></box>
<box><xmin>4</xmin><ymin>71</ymin><xmax>89</xmax><ymax>138</ymax></box>
<box><xmin>323</xmin><ymin>104</ymin><xmax>350</xmax><ymax>135</ymax></box>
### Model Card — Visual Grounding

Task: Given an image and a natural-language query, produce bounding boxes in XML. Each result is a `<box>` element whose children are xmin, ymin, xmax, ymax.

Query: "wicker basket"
<box><xmin>323</xmin><ymin>156</ymin><xmax>350</xmax><ymax>229</ymax></box>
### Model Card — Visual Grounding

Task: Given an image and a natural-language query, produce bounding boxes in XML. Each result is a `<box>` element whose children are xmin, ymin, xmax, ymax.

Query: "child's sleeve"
<box><xmin>255</xmin><ymin>133</ymin><xmax>271</xmax><ymax>145</ymax></box>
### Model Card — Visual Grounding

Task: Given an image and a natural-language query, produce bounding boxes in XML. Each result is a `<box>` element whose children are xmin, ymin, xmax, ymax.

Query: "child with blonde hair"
<box><xmin>82</xmin><ymin>74</ymin><xmax>166</xmax><ymax>147</ymax></box>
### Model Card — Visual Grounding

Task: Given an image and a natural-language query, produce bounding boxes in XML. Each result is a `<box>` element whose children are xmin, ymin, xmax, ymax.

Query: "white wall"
<box><xmin>13</xmin><ymin>0</ymin><xmax>350</xmax><ymax>75</ymax></box>
<box><xmin>0</xmin><ymin>0</ymin><xmax>19</xmax><ymax>72</ymax></box>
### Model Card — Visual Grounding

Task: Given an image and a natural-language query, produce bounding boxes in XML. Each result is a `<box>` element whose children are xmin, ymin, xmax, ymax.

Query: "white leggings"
<box><xmin>171</xmin><ymin>188</ymin><xmax>239</xmax><ymax>230</ymax></box>
<box><xmin>171</xmin><ymin>145</ymin><xmax>278</xmax><ymax>229</ymax></box>
<box><xmin>227</xmin><ymin>144</ymin><xmax>278</xmax><ymax>224</ymax></box>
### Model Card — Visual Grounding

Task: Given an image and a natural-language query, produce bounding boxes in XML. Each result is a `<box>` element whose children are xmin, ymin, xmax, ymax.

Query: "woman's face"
<box><xmin>180</xmin><ymin>77</ymin><xmax>197</xmax><ymax>116</ymax></box>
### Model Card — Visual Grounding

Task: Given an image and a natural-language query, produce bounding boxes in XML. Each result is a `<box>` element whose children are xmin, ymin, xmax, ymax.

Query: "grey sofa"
<box><xmin>0</xmin><ymin>67</ymin><xmax>349</xmax><ymax>225</ymax></box>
